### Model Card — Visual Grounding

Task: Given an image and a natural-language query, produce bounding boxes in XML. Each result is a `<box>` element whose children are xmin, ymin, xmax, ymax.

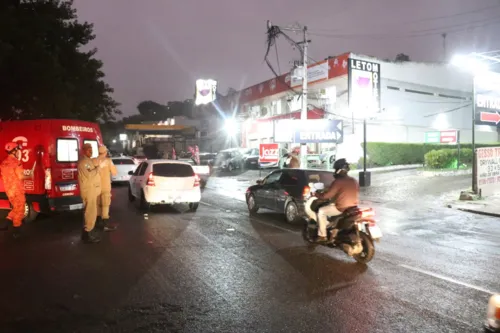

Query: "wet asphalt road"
<box><xmin>0</xmin><ymin>169</ymin><xmax>498</xmax><ymax>332</ymax></box>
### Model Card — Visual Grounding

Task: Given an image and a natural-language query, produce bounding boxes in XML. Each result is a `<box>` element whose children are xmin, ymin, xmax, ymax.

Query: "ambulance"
<box><xmin>0</xmin><ymin>119</ymin><xmax>104</xmax><ymax>222</ymax></box>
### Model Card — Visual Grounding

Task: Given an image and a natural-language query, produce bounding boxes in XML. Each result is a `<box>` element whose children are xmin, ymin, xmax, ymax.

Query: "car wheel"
<box><xmin>140</xmin><ymin>190</ymin><xmax>150</xmax><ymax>210</ymax></box>
<box><xmin>23</xmin><ymin>202</ymin><xmax>38</xmax><ymax>223</ymax></box>
<box><xmin>285</xmin><ymin>201</ymin><xmax>301</xmax><ymax>224</ymax></box>
<box><xmin>247</xmin><ymin>194</ymin><xmax>259</xmax><ymax>214</ymax></box>
<box><xmin>228</xmin><ymin>163</ymin><xmax>234</xmax><ymax>172</ymax></box>
<box><xmin>128</xmin><ymin>185</ymin><xmax>135</xmax><ymax>202</ymax></box>
<box><xmin>189</xmin><ymin>202</ymin><xmax>199</xmax><ymax>212</ymax></box>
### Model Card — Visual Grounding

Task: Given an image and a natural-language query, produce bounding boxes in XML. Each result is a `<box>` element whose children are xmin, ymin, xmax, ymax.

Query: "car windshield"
<box><xmin>304</xmin><ymin>171</ymin><xmax>335</xmax><ymax>187</ymax></box>
<box><xmin>113</xmin><ymin>159</ymin><xmax>135</xmax><ymax>165</ymax></box>
<box><xmin>217</xmin><ymin>152</ymin><xmax>231</xmax><ymax>159</ymax></box>
<box><xmin>153</xmin><ymin>163</ymin><xmax>194</xmax><ymax>177</ymax></box>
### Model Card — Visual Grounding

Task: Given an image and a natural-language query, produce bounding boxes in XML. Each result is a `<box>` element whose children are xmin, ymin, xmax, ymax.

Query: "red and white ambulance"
<box><xmin>0</xmin><ymin>119</ymin><xmax>104</xmax><ymax>222</ymax></box>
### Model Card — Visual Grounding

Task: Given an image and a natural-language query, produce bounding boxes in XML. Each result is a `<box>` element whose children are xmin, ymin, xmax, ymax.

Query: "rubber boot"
<box><xmin>95</xmin><ymin>216</ymin><xmax>104</xmax><ymax>230</ymax></box>
<box><xmin>12</xmin><ymin>226</ymin><xmax>21</xmax><ymax>239</ymax></box>
<box><xmin>102</xmin><ymin>219</ymin><xmax>117</xmax><ymax>232</ymax></box>
<box><xmin>81</xmin><ymin>229</ymin><xmax>100</xmax><ymax>244</ymax></box>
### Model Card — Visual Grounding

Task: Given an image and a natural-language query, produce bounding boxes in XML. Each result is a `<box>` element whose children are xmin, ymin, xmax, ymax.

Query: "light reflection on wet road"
<box><xmin>0</xmin><ymin>169</ymin><xmax>497</xmax><ymax>332</ymax></box>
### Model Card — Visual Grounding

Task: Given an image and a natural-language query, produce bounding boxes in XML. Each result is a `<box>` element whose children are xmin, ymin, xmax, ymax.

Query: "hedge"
<box><xmin>364</xmin><ymin>142</ymin><xmax>500</xmax><ymax>166</ymax></box>
<box><xmin>424</xmin><ymin>148</ymin><xmax>472</xmax><ymax>169</ymax></box>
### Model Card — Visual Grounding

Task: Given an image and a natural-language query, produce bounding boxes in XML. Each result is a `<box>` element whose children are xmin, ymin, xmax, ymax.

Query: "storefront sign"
<box><xmin>195</xmin><ymin>79</ymin><xmax>217</xmax><ymax>105</ymax></box>
<box><xmin>476</xmin><ymin>146</ymin><xmax>500</xmax><ymax>196</ymax></box>
<box><xmin>474</xmin><ymin>73</ymin><xmax>500</xmax><ymax>126</ymax></box>
<box><xmin>288</xmin><ymin>61</ymin><xmax>329</xmax><ymax>87</ymax></box>
<box><xmin>259</xmin><ymin>143</ymin><xmax>279</xmax><ymax>163</ymax></box>
<box><xmin>424</xmin><ymin>130</ymin><xmax>458</xmax><ymax>144</ymax></box>
<box><xmin>274</xmin><ymin>119</ymin><xmax>343</xmax><ymax>144</ymax></box>
<box><xmin>348</xmin><ymin>58</ymin><xmax>381</xmax><ymax>116</ymax></box>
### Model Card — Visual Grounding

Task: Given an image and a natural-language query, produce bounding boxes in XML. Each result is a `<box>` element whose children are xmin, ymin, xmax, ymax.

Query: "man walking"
<box><xmin>94</xmin><ymin>146</ymin><xmax>117</xmax><ymax>232</ymax></box>
<box><xmin>78</xmin><ymin>143</ymin><xmax>102</xmax><ymax>244</ymax></box>
<box><xmin>0</xmin><ymin>142</ymin><xmax>35</xmax><ymax>238</ymax></box>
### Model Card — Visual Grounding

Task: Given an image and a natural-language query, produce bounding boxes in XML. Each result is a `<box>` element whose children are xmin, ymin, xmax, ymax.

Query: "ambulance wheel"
<box><xmin>23</xmin><ymin>202</ymin><xmax>38</xmax><ymax>223</ymax></box>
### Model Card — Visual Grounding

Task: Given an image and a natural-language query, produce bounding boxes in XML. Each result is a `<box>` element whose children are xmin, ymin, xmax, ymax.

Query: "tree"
<box><xmin>395</xmin><ymin>53</ymin><xmax>411</xmax><ymax>62</ymax></box>
<box><xmin>0</xmin><ymin>0</ymin><xmax>120</xmax><ymax>121</ymax></box>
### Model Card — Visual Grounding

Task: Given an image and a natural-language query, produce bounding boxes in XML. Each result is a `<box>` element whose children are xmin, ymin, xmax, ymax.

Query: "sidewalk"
<box><xmin>450</xmin><ymin>195</ymin><xmax>500</xmax><ymax>218</ymax></box>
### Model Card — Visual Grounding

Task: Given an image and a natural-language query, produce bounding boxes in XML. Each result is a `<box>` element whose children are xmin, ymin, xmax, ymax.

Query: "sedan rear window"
<box><xmin>113</xmin><ymin>159</ymin><xmax>135</xmax><ymax>165</ymax></box>
<box><xmin>305</xmin><ymin>171</ymin><xmax>335</xmax><ymax>187</ymax></box>
<box><xmin>153</xmin><ymin>163</ymin><xmax>194</xmax><ymax>177</ymax></box>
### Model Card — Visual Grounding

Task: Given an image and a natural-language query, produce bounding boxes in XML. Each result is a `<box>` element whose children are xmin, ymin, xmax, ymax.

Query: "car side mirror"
<box><xmin>256</xmin><ymin>179</ymin><xmax>263</xmax><ymax>185</ymax></box>
<box><xmin>128</xmin><ymin>171</ymin><xmax>134</xmax><ymax>175</ymax></box>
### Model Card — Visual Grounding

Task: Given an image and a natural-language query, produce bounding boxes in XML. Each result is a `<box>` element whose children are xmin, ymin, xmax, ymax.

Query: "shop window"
<box><xmin>57</xmin><ymin>138</ymin><xmax>79</xmax><ymax>162</ymax></box>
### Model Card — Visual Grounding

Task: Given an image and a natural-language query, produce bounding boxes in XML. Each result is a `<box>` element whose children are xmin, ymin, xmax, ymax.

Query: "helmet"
<box><xmin>98</xmin><ymin>146</ymin><xmax>108</xmax><ymax>155</ymax></box>
<box><xmin>5</xmin><ymin>142</ymin><xmax>20</xmax><ymax>153</ymax></box>
<box><xmin>333</xmin><ymin>158</ymin><xmax>350</xmax><ymax>175</ymax></box>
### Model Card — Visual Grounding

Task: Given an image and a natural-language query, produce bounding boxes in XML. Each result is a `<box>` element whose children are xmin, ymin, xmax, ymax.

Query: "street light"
<box><xmin>450</xmin><ymin>53</ymin><xmax>490</xmax><ymax>193</ymax></box>
<box><xmin>225</xmin><ymin>118</ymin><xmax>237</xmax><ymax>148</ymax></box>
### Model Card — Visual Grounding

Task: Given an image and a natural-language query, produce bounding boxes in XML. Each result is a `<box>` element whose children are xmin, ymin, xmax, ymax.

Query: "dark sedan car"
<box><xmin>245</xmin><ymin>168</ymin><xmax>335</xmax><ymax>224</ymax></box>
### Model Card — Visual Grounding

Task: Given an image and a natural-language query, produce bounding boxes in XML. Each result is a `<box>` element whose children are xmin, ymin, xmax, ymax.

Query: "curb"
<box><xmin>455</xmin><ymin>207</ymin><xmax>500</xmax><ymax>218</ymax></box>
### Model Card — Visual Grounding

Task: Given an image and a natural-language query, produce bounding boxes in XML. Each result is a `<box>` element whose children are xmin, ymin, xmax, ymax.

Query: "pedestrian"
<box><xmin>78</xmin><ymin>143</ymin><xmax>103</xmax><ymax>244</ymax></box>
<box><xmin>284</xmin><ymin>152</ymin><xmax>300</xmax><ymax>168</ymax></box>
<box><xmin>0</xmin><ymin>142</ymin><xmax>35</xmax><ymax>238</ymax></box>
<box><xmin>94</xmin><ymin>146</ymin><xmax>118</xmax><ymax>232</ymax></box>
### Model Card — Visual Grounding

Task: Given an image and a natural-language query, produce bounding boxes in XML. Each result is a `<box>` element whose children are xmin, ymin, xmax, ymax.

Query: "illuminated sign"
<box><xmin>195</xmin><ymin>79</ymin><xmax>217</xmax><ymax>105</ymax></box>
<box><xmin>348</xmin><ymin>58</ymin><xmax>381</xmax><ymax>116</ymax></box>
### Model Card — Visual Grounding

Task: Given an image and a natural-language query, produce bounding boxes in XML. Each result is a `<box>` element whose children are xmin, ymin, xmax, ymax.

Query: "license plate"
<box><xmin>368</xmin><ymin>225</ymin><xmax>383</xmax><ymax>239</ymax></box>
<box><xmin>60</xmin><ymin>185</ymin><xmax>76</xmax><ymax>191</ymax></box>
<box><xmin>69</xmin><ymin>204</ymin><xmax>83</xmax><ymax>210</ymax></box>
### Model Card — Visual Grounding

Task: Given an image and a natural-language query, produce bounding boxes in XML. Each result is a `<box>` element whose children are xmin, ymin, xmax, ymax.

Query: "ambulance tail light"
<box><xmin>44</xmin><ymin>169</ymin><xmax>52</xmax><ymax>191</ymax></box>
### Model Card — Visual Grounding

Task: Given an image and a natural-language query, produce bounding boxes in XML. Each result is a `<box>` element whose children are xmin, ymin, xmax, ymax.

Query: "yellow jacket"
<box><xmin>78</xmin><ymin>155</ymin><xmax>101</xmax><ymax>195</ymax></box>
<box><xmin>92</xmin><ymin>157</ymin><xmax>117</xmax><ymax>192</ymax></box>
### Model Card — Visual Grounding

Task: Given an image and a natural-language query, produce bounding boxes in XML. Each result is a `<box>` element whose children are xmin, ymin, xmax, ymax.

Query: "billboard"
<box><xmin>274</xmin><ymin>119</ymin><xmax>343</xmax><ymax>144</ymax></box>
<box><xmin>476</xmin><ymin>146</ymin><xmax>500</xmax><ymax>196</ymax></box>
<box><xmin>195</xmin><ymin>79</ymin><xmax>217</xmax><ymax>105</ymax></box>
<box><xmin>259</xmin><ymin>143</ymin><xmax>279</xmax><ymax>163</ymax></box>
<box><xmin>475</xmin><ymin>72</ymin><xmax>500</xmax><ymax>126</ymax></box>
<box><xmin>348</xmin><ymin>58</ymin><xmax>381</xmax><ymax>116</ymax></box>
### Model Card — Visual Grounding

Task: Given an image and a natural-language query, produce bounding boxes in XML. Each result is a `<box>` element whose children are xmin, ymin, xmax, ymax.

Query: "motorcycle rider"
<box><xmin>315</xmin><ymin>158</ymin><xmax>359</xmax><ymax>243</ymax></box>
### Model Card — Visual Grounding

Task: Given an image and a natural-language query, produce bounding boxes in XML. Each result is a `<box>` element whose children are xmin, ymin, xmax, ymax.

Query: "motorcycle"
<box><xmin>302</xmin><ymin>182</ymin><xmax>382</xmax><ymax>264</ymax></box>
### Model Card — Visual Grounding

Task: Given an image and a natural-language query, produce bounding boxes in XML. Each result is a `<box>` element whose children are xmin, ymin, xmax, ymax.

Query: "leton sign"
<box><xmin>259</xmin><ymin>143</ymin><xmax>279</xmax><ymax>163</ymax></box>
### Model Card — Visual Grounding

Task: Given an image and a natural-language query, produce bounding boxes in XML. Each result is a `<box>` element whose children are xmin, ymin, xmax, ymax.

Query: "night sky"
<box><xmin>73</xmin><ymin>0</ymin><xmax>500</xmax><ymax>116</ymax></box>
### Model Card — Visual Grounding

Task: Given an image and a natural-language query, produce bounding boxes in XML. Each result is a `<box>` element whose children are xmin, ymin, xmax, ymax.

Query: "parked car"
<box><xmin>214</xmin><ymin>148</ymin><xmax>244</xmax><ymax>172</ymax></box>
<box><xmin>245</xmin><ymin>168</ymin><xmax>335</xmax><ymax>224</ymax></box>
<box><xmin>111</xmin><ymin>157</ymin><xmax>137</xmax><ymax>183</ymax></box>
<box><xmin>128</xmin><ymin>160</ymin><xmax>201</xmax><ymax>211</ymax></box>
<box><xmin>241</xmin><ymin>148</ymin><xmax>260</xmax><ymax>168</ymax></box>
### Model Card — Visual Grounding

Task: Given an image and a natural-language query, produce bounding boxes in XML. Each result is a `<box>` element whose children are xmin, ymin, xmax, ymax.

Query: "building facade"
<box><xmin>234</xmin><ymin>52</ymin><xmax>499</xmax><ymax>161</ymax></box>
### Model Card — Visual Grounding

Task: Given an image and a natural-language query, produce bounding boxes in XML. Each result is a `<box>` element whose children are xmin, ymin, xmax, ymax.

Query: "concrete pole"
<box><xmin>300</xmin><ymin>26</ymin><xmax>308</xmax><ymax>169</ymax></box>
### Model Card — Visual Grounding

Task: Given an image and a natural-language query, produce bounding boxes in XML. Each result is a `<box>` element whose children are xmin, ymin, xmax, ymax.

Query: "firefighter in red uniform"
<box><xmin>0</xmin><ymin>142</ymin><xmax>34</xmax><ymax>238</ymax></box>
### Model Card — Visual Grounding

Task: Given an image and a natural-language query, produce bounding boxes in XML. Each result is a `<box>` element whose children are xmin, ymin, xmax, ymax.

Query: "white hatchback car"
<box><xmin>127</xmin><ymin>160</ymin><xmax>201</xmax><ymax>211</ymax></box>
<box><xmin>111</xmin><ymin>157</ymin><xmax>137</xmax><ymax>183</ymax></box>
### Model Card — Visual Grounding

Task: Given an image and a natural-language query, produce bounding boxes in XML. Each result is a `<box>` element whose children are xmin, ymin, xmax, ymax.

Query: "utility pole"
<box><xmin>299</xmin><ymin>26</ymin><xmax>308</xmax><ymax>169</ymax></box>
<box><xmin>442</xmin><ymin>33</ymin><xmax>447</xmax><ymax>61</ymax></box>
<box><xmin>266</xmin><ymin>21</ymin><xmax>310</xmax><ymax>168</ymax></box>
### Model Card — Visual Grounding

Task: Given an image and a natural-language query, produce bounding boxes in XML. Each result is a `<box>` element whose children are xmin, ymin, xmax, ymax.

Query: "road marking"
<box><xmin>399</xmin><ymin>264</ymin><xmax>498</xmax><ymax>295</ymax></box>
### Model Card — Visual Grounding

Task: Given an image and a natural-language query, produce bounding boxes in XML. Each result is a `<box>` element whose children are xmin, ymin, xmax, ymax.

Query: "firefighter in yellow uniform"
<box><xmin>78</xmin><ymin>143</ymin><xmax>102</xmax><ymax>244</ymax></box>
<box><xmin>94</xmin><ymin>146</ymin><xmax>118</xmax><ymax>232</ymax></box>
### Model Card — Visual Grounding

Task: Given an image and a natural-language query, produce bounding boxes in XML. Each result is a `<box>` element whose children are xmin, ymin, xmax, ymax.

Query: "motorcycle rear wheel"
<box><xmin>353</xmin><ymin>232</ymin><xmax>375</xmax><ymax>264</ymax></box>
